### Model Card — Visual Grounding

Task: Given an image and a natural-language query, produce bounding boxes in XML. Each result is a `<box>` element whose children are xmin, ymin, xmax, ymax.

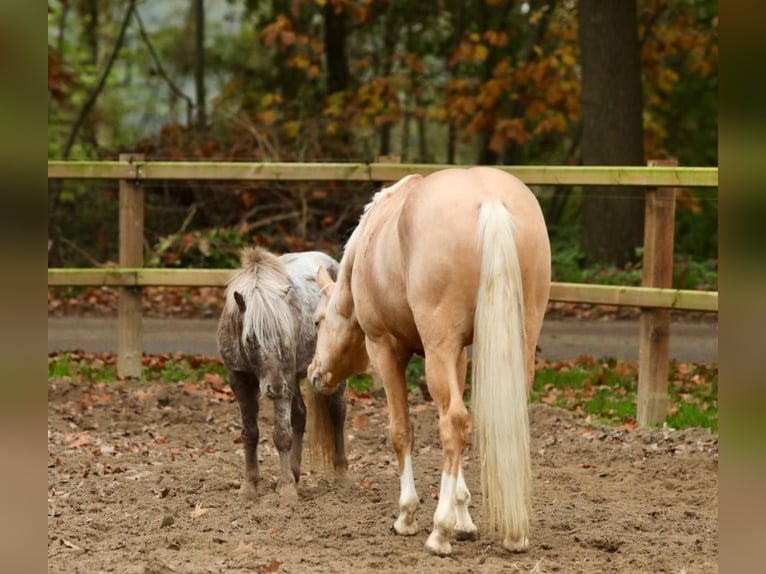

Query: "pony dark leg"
<box><xmin>229</xmin><ymin>370</ymin><xmax>261</xmax><ymax>501</ymax></box>
<box><xmin>328</xmin><ymin>381</ymin><xmax>348</xmax><ymax>477</ymax></box>
<box><xmin>273</xmin><ymin>395</ymin><xmax>299</xmax><ymax>500</ymax></box>
<box><xmin>289</xmin><ymin>380</ymin><xmax>307</xmax><ymax>484</ymax></box>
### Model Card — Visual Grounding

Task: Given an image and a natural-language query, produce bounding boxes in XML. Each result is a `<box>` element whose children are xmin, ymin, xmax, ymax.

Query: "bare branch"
<box><xmin>134</xmin><ymin>7</ymin><xmax>195</xmax><ymax>127</ymax></box>
<box><xmin>62</xmin><ymin>0</ymin><xmax>137</xmax><ymax>159</ymax></box>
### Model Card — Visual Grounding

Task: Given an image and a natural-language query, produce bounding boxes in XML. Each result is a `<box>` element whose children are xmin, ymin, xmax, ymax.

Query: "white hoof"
<box><xmin>425</xmin><ymin>530</ymin><xmax>452</xmax><ymax>556</ymax></box>
<box><xmin>393</xmin><ymin>515</ymin><xmax>419</xmax><ymax>536</ymax></box>
<box><xmin>503</xmin><ymin>534</ymin><xmax>529</xmax><ymax>553</ymax></box>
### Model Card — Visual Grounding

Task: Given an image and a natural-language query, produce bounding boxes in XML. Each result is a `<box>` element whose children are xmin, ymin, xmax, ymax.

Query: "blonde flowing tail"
<box><xmin>473</xmin><ymin>201</ymin><xmax>531</xmax><ymax>550</ymax></box>
<box><xmin>306</xmin><ymin>387</ymin><xmax>337</xmax><ymax>473</ymax></box>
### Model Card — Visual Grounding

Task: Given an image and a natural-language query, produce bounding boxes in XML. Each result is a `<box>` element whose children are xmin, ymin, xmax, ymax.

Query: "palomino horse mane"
<box><xmin>224</xmin><ymin>247</ymin><xmax>295</xmax><ymax>356</ymax></box>
<box><xmin>327</xmin><ymin>174</ymin><xmax>423</xmax><ymax>320</ymax></box>
<box><xmin>343</xmin><ymin>174</ymin><xmax>422</xmax><ymax>259</ymax></box>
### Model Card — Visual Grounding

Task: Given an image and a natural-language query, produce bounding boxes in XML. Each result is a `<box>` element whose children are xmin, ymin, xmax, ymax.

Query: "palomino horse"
<box><xmin>308</xmin><ymin>167</ymin><xmax>550</xmax><ymax>555</ymax></box>
<box><xmin>218</xmin><ymin>247</ymin><xmax>348</xmax><ymax>500</ymax></box>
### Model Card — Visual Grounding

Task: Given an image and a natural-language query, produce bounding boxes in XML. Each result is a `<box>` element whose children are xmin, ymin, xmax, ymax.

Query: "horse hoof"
<box><xmin>503</xmin><ymin>534</ymin><xmax>529</xmax><ymax>553</ymax></box>
<box><xmin>238</xmin><ymin>481</ymin><xmax>258</xmax><ymax>502</ymax></box>
<box><xmin>277</xmin><ymin>482</ymin><xmax>299</xmax><ymax>502</ymax></box>
<box><xmin>393</xmin><ymin>517</ymin><xmax>419</xmax><ymax>536</ymax></box>
<box><xmin>454</xmin><ymin>526</ymin><xmax>479</xmax><ymax>541</ymax></box>
<box><xmin>425</xmin><ymin>531</ymin><xmax>452</xmax><ymax>556</ymax></box>
<box><xmin>333</xmin><ymin>471</ymin><xmax>352</xmax><ymax>486</ymax></box>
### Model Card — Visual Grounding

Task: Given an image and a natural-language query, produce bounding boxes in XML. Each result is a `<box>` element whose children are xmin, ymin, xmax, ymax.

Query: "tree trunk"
<box><xmin>378</xmin><ymin>3</ymin><xmax>400</xmax><ymax>157</ymax></box>
<box><xmin>324</xmin><ymin>1</ymin><xmax>349</xmax><ymax>94</ymax></box>
<box><xmin>323</xmin><ymin>0</ymin><xmax>351</xmax><ymax>153</ymax></box>
<box><xmin>578</xmin><ymin>0</ymin><xmax>645</xmax><ymax>266</ymax></box>
<box><xmin>193</xmin><ymin>0</ymin><xmax>206</xmax><ymax>138</ymax></box>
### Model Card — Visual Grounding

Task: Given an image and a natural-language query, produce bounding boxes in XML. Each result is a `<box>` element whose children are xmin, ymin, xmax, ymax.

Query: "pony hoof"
<box><xmin>393</xmin><ymin>517</ymin><xmax>419</xmax><ymax>536</ymax></box>
<box><xmin>333</xmin><ymin>471</ymin><xmax>352</xmax><ymax>486</ymax></box>
<box><xmin>454</xmin><ymin>526</ymin><xmax>479</xmax><ymax>541</ymax></box>
<box><xmin>425</xmin><ymin>531</ymin><xmax>452</xmax><ymax>556</ymax></box>
<box><xmin>238</xmin><ymin>481</ymin><xmax>258</xmax><ymax>502</ymax></box>
<box><xmin>503</xmin><ymin>534</ymin><xmax>529</xmax><ymax>553</ymax></box>
<box><xmin>277</xmin><ymin>483</ymin><xmax>299</xmax><ymax>502</ymax></box>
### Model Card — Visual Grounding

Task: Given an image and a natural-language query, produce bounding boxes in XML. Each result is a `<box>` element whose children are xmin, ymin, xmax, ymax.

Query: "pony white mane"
<box><xmin>344</xmin><ymin>174</ymin><xmax>421</xmax><ymax>256</ymax></box>
<box><xmin>225</xmin><ymin>247</ymin><xmax>294</xmax><ymax>355</ymax></box>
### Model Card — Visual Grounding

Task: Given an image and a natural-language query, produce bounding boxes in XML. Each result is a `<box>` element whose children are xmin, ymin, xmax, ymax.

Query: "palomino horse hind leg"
<box><xmin>273</xmin><ymin>395</ymin><xmax>299</xmax><ymax>500</ymax></box>
<box><xmin>329</xmin><ymin>381</ymin><xmax>349</xmax><ymax>478</ymax></box>
<box><xmin>289</xmin><ymin>379</ymin><xmax>307</xmax><ymax>484</ymax></box>
<box><xmin>366</xmin><ymin>337</ymin><xmax>419</xmax><ymax>536</ymax></box>
<box><xmin>423</xmin><ymin>345</ymin><xmax>475</xmax><ymax>556</ymax></box>
<box><xmin>451</xmin><ymin>348</ymin><xmax>478</xmax><ymax>541</ymax></box>
<box><xmin>229</xmin><ymin>370</ymin><xmax>261</xmax><ymax>501</ymax></box>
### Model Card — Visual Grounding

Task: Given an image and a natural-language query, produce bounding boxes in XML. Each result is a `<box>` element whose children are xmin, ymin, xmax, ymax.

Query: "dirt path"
<box><xmin>47</xmin><ymin>317</ymin><xmax>719</xmax><ymax>363</ymax></box>
<box><xmin>47</xmin><ymin>378</ymin><xmax>718</xmax><ymax>573</ymax></box>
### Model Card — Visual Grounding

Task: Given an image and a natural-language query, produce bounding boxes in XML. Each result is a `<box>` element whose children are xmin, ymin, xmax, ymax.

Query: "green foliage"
<box><xmin>550</xmin><ymin>223</ymin><xmax>717</xmax><ymax>290</ymax></box>
<box><xmin>405</xmin><ymin>355</ymin><xmax>426</xmax><ymax>392</ymax></box>
<box><xmin>531</xmin><ymin>358</ymin><xmax>717</xmax><ymax>431</ymax></box>
<box><xmin>347</xmin><ymin>374</ymin><xmax>374</xmax><ymax>394</ymax></box>
<box><xmin>666</xmin><ymin>361</ymin><xmax>718</xmax><ymax>431</ymax></box>
<box><xmin>47</xmin><ymin>0</ymin><xmax>718</xmax><ymax>271</ymax></box>
<box><xmin>148</xmin><ymin>227</ymin><xmax>251</xmax><ymax>269</ymax></box>
<box><xmin>48</xmin><ymin>354</ymin><xmax>117</xmax><ymax>383</ymax></box>
<box><xmin>346</xmin><ymin>355</ymin><xmax>426</xmax><ymax>395</ymax></box>
<box><xmin>47</xmin><ymin>353</ymin><xmax>227</xmax><ymax>385</ymax></box>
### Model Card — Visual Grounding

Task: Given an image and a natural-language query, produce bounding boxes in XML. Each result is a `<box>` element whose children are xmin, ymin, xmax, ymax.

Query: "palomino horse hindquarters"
<box><xmin>308</xmin><ymin>167</ymin><xmax>551</xmax><ymax>555</ymax></box>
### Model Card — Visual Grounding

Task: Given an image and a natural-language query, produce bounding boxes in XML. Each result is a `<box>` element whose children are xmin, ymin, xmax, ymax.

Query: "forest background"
<box><xmin>47</xmin><ymin>0</ymin><xmax>718</xmax><ymax>290</ymax></box>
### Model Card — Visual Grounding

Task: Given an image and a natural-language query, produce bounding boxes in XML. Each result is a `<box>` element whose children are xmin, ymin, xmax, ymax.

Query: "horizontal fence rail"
<box><xmin>47</xmin><ymin>269</ymin><xmax>718</xmax><ymax>313</ymax></box>
<box><xmin>47</xmin><ymin>161</ymin><xmax>719</xmax><ymax>187</ymax></box>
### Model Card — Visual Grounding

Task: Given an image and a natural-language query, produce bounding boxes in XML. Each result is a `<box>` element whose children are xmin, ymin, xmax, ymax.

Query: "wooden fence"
<box><xmin>47</xmin><ymin>157</ymin><xmax>718</xmax><ymax>426</ymax></box>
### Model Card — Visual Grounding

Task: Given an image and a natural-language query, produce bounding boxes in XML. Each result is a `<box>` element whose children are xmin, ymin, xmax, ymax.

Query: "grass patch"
<box><xmin>48</xmin><ymin>352</ymin><xmax>226</xmax><ymax>385</ymax></box>
<box><xmin>531</xmin><ymin>357</ymin><xmax>717</xmax><ymax>431</ymax></box>
<box><xmin>49</xmin><ymin>352</ymin><xmax>718</xmax><ymax>431</ymax></box>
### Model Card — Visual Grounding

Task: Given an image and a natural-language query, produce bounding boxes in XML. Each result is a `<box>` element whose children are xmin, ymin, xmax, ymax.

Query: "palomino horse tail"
<box><xmin>473</xmin><ymin>201</ymin><xmax>531</xmax><ymax>550</ymax></box>
<box><xmin>306</xmin><ymin>387</ymin><xmax>338</xmax><ymax>472</ymax></box>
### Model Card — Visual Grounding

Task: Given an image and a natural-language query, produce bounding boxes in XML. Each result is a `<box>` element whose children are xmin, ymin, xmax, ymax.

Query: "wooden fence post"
<box><xmin>637</xmin><ymin>159</ymin><xmax>677</xmax><ymax>426</ymax></box>
<box><xmin>117</xmin><ymin>153</ymin><xmax>144</xmax><ymax>378</ymax></box>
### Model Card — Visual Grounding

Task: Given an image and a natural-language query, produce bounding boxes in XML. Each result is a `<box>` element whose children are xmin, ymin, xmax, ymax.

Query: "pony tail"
<box><xmin>472</xmin><ymin>201</ymin><xmax>531</xmax><ymax>549</ymax></box>
<box><xmin>306</xmin><ymin>387</ymin><xmax>338</xmax><ymax>473</ymax></box>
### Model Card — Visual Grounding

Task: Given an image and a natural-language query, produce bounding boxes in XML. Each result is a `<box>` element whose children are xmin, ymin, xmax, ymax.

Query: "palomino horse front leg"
<box><xmin>366</xmin><ymin>338</ymin><xmax>419</xmax><ymax>536</ymax></box>
<box><xmin>273</xmin><ymin>395</ymin><xmax>299</xmax><ymax>500</ymax></box>
<box><xmin>229</xmin><ymin>370</ymin><xmax>260</xmax><ymax>501</ymax></box>
<box><xmin>424</xmin><ymin>346</ymin><xmax>476</xmax><ymax>556</ymax></box>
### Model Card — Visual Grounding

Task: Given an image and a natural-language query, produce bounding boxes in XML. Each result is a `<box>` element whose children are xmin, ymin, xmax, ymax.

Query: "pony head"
<box><xmin>222</xmin><ymin>247</ymin><xmax>296</xmax><ymax>400</ymax></box>
<box><xmin>308</xmin><ymin>265</ymin><xmax>369</xmax><ymax>393</ymax></box>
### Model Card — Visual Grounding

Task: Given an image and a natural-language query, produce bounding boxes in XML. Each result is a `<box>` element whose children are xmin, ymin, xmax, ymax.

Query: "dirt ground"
<box><xmin>47</xmin><ymin>377</ymin><xmax>718</xmax><ymax>574</ymax></box>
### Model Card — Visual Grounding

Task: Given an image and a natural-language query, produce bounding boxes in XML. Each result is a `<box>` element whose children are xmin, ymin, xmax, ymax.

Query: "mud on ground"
<box><xmin>48</xmin><ymin>378</ymin><xmax>717</xmax><ymax>573</ymax></box>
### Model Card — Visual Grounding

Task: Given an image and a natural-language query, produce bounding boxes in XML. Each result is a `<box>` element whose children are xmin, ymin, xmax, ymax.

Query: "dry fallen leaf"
<box><xmin>66</xmin><ymin>431</ymin><xmax>90</xmax><ymax>449</ymax></box>
<box><xmin>263</xmin><ymin>558</ymin><xmax>281</xmax><ymax>573</ymax></box>
<box><xmin>60</xmin><ymin>538</ymin><xmax>83</xmax><ymax>551</ymax></box>
<box><xmin>236</xmin><ymin>540</ymin><xmax>254</xmax><ymax>554</ymax></box>
<box><xmin>619</xmin><ymin>419</ymin><xmax>638</xmax><ymax>432</ymax></box>
<box><xmin>352</xmin><ymin>414</ymin><xmax>368</xmax><ymax>430</ymax></box>
<box><xmin>190</xmin><ymin>502</ymin><xmax>209</xmax><ymax>518</ymax></box>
